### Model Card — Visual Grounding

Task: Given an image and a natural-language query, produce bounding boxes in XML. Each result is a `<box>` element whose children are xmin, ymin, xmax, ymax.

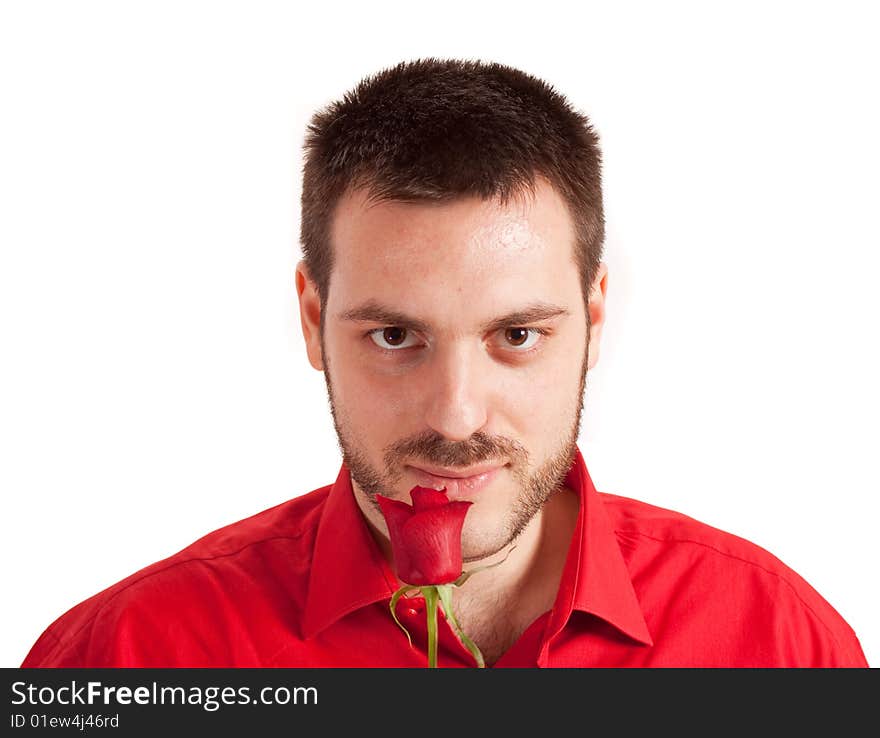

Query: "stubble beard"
<box><xmin>319</xmin><ymin>326</ymin><xmax>589</xmax><ymax>562</ymax></box>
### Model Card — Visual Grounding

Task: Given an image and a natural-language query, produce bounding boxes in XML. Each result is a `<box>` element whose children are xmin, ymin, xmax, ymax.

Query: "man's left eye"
<box><xmin>502</xmin><ymin>327</ymin><xmax>545</xmax><ymax>351</ymax></box>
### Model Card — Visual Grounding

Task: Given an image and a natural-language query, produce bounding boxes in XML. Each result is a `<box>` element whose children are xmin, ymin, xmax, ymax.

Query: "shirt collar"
<box><xmin>537</xmin><ymin>446</ymin><xmax>653</xmax><ymax>665</ymax></box>
<box><xmin>302</xmin><ymin>446</ymin><xmax>653</xmax><ymax>653</ymax></box>
<box><xmin>300</xmin><ymin>462</ymin><xmax>399</xmax><ymax>640</ymax></box>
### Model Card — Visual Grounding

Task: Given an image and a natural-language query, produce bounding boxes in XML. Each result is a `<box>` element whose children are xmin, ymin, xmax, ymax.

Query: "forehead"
<box><xmin>327</xmin><ymin>179</ymin><xmax>580</xmax><ymax>328</ymax></box>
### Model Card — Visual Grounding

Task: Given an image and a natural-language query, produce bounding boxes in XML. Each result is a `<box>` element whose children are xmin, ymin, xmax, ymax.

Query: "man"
<box><xmin>23</xmin><ymin>59</ymin><xmax>867</xmax><ymax>667</ymax></box>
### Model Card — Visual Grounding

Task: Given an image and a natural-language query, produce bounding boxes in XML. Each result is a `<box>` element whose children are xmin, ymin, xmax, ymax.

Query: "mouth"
<box><xmin>406</xmin><ymin>463</ymin><xmax>506</xmax><ymax>498</ymax></box>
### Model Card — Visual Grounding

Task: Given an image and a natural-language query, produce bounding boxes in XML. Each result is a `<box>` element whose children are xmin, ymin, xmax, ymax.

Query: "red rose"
<box><xmin>377</xmin><ymin>484</ymin><xmax>512</xmax><ymax>667</ymax></box>
<box><xmin>376</xmin><ymin>486</ymin><xmax>472</xmax><ymax>585</ymax></box>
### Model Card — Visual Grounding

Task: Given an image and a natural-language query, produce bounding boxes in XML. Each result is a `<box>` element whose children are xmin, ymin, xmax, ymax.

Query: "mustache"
<box><xmin>385</xmin><ymin>431</ymin><xmax>524</xmax><ymax>469</ymax></box>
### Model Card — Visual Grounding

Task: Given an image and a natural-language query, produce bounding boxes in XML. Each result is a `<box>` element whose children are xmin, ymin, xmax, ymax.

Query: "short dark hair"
<box><xmin>300</xmin><ymin>58</ymin><xmax>605</xmax><ymax>333</ymax></box>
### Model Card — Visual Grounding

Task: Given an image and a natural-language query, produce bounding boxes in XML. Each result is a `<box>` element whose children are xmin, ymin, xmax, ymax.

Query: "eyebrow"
<box><xmin>337</xmin><ymin>300</ymin><xmax>571</xmax><ymax>334</ymax></box>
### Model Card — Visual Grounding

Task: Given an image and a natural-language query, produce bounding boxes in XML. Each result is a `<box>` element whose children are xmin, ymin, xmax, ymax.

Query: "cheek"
<box><xmin>332</xmin><ymin>354</ymin><xmax>411</xmax><ymax>425</ymax></box>
<box><xmin>516</xmin><ymin>363</ymin><xmax>581</xmax><ymax>436</ymax></box>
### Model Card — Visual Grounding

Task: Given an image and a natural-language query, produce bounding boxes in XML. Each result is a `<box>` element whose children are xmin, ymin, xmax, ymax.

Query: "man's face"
<box><xmin>297</xmin><ymin>179</ymin><xmax>607</xmax><ymax>562</ymax></box>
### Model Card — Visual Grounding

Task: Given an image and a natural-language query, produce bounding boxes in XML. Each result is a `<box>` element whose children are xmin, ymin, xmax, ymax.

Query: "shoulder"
<box><xmin>598</xmin><ymin>492</ymin><xmax>867</xmax><ymax>667</ymax></box>
<box><xmin>22</xmin><ymin>485</ymin><xmax>332</xmax><ymax>667</ymax></box>
<box><xmin>600</xmin><ymin>490</ymin><xmax>816</xmax><ymax>589</ymax></box>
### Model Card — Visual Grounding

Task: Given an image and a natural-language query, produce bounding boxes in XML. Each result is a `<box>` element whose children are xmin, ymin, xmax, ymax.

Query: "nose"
<box><xmin>422</xmin><ymin>341</ymin><xmax>490</xmax><ymax>442</ymax></box>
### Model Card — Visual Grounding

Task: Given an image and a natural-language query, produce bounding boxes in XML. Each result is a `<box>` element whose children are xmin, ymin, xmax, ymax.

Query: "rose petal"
<box><xmin>397</xmin><ymin>501</ymin><xmax>472</xmax><ymax>584</ymax></box>
<box><xmin>409</xmin><ymin>486</ymin><xmax>450</xmax><ymax>511</ymax></box>
<box><xmin>376</xmin><ymin>495</ymin><xmax>414</xmax><ymax>539</ymax></box>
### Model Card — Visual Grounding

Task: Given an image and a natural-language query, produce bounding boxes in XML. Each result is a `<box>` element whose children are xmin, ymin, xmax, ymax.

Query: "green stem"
<box><xmin>437</xmin><ymin>584</ymin><xmax>485</xmax><ymax>668</ymax></box>
<box><xmin>421</xmin><ymin>586</ymin><xmax>440</xmax><ymax>668</ymax></box>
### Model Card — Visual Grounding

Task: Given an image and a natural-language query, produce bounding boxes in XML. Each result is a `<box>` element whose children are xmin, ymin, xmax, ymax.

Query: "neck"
<box><xmin>362</xmin><ymin>484</ymin><xmax>580</xmax><ymax>665</ymax></box>
<box><xmin>450</xmin><ymin>486</ymin><xmax>580</xmax><ymax>665</ymax></box>
<box><xmin>454</xmin><ymin>485</ymin><xmax>579</xmax><ymax>610</ymax></box>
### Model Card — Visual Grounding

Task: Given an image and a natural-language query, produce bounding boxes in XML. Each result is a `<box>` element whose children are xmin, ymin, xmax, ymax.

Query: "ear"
<box><xmin>586</xmin><ymin>262</ymin><xmax>608</xmax><ymax>371</ymax></box>
<box><xmin>295</xmin><ymin>259</ymin><xmax>325</xmax><ymax>371</ymax></box>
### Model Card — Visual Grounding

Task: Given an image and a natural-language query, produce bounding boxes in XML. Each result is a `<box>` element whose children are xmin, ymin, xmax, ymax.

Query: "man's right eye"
<box><xmin>366</xmin><ymin>327</ymin><xmax>419</xmax><ymax>351</ymax></box>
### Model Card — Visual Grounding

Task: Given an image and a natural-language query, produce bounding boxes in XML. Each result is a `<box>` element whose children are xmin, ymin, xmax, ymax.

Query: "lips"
<box><xmin>406</xmin><ymin>463</ymin><xmax>505</xmax><ymax>498</ymax></box>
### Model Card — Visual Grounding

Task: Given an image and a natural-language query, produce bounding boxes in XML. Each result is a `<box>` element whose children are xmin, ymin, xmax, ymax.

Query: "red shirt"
<box><xmin>22</xmin><ymin>446</ymin><xmax>867</xmax><ymax>667</ymax></box>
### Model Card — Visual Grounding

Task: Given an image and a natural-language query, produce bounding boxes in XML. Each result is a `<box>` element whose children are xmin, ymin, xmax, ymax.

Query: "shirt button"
<box><xmin>399</xmin><ymin>599</ymin><xmax>424</xmax><ymax>617</ymax></box>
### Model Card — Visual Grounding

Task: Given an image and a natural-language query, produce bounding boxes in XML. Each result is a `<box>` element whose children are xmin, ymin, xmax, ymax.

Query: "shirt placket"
<box><xmin>392</xmin><ymin>593</ymin><xmax>480</xmax><ymax>668</ymax></box>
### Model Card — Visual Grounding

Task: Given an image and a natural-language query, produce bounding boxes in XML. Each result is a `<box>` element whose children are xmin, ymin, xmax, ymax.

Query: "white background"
<box><xmin>1</xmin><ymin>1</ymin><xmax>877</xmax><ymax>668</ymax></box>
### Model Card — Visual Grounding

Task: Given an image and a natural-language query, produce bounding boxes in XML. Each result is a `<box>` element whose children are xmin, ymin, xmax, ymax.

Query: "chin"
<box><xmin>460</xmin><ymin>526</ymin><xmax>513</xmax><ymax>563</ymax></box>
